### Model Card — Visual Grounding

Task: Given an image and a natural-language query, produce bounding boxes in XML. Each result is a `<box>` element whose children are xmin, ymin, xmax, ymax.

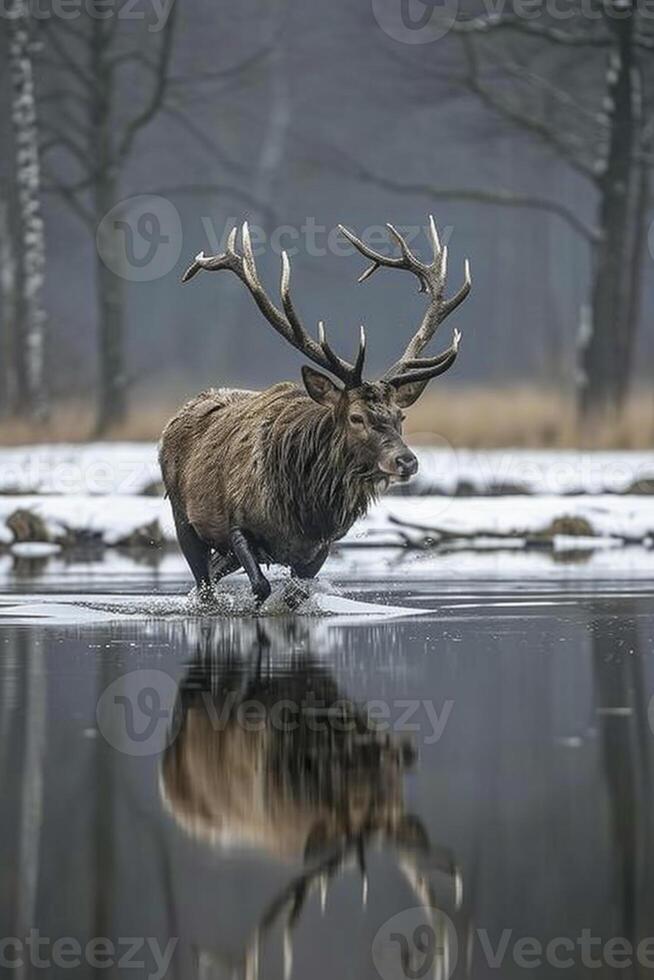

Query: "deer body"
<box><xmin>160</xmin><ymin>382</ymin><xmax>382</xmax><ymax>578</ymax></box>
<box><xmin>161</xmin><ymin>217</ymin><xmax>472</xmax><ymax>599</ymax></box>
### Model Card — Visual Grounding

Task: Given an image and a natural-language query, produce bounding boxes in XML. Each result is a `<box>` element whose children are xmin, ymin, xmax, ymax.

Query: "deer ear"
<box><xmin>302</xmin><ymin>366</ymin><xmax>342</xmax><ymax>407</ymax></box>
<box><xmin>392</xmin><ymin>378</ymin><xmax>430</xmax><ymax>408</ymax></box>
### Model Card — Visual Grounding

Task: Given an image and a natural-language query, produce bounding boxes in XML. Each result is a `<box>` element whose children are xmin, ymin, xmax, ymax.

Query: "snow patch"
<box><xmin>1</xmin><ymin>444</ymin><xmax>653</xmax><ymax>498</ymax></box>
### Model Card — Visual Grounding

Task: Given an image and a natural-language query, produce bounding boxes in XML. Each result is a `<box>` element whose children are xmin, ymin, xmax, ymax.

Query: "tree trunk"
<box><xmin>89</xmin><ymin>10</ymin><xmax>127</xmax><ymax>436</ymax></box>
<box><xmin>580</xmin><ymin>14</ymin><xmax>639</xmax><ymax>419</ymax></box>
<box><xmin>94</xmin><ymin>178</ymin><xmax>127</xmax><ymax>435</ymax></box>
<box><xmin>618</xmin><ymin>157</ymin><xmax>650</xmax><ymax>405</ymax></box>
<box><xmin>7</xmin><ymin>0</ymin><xmax>48</xmax><ymax>420</ymax></box>
<box><xmin>0</xmin><ymin>187</ymin><xmax>19</xmax><ymax>416</ymax></box>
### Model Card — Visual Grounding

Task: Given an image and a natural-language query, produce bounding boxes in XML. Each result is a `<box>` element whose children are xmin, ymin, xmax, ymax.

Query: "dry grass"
<box><xmin>405</xmin><ymin>386</ymin><xmax>654</xmax><ymax>449</ymax></box>
<box><xmin>0</xmin><ymin>387</ymin><xmax>653</xmax><ymax>449</ymax></box>
<box><xmin>0</xmin><ymin>400</ymin><xmax>174</xmax><ymax>446</ymax></box>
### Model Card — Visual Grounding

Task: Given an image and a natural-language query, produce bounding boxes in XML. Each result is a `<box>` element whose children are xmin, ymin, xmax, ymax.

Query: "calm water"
<box><xmin>1</xmin><ymin>565</ymin><xmax>654</xmax><ymax>979</ymax></box>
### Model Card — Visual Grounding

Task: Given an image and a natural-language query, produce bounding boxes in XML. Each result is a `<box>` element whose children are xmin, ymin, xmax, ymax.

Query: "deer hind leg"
<box><xmin>172</xmin><ymin>507</ymin><xmax>211</xmax><ymax>589</ymax></box>
<box><xmin>229</xmin><ymin>528</ymin><xmax>271</xmax><ymax>603</ymax></box>
<box><xmin>210</xmin><ymin>551</ymin><xmax>240</xmax><ymax>583</ymax></box>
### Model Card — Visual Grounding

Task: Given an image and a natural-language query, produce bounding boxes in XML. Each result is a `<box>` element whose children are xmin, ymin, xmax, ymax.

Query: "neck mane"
<box><xmin>263</xmin><ymin>393</ymin><xmax>381</xmax><ymax>540</ymax></box>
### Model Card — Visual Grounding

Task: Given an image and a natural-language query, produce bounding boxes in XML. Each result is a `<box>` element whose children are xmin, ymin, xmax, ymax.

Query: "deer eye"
<box><xmin>349</xmin><ymin>413</ymin><xmax>365</xmax><ymax>425</ymax></box>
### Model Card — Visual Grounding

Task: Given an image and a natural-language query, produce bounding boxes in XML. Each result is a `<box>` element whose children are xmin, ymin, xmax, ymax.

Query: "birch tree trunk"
<box><xmin>0</xmin><ymin>186</ymin><xmax>19</xmax><ymax>415</ymax></box>
<box><xmin>8</xmin><ymin>0</ymin><xmax>48</xmax><ymax>420</ymax></box>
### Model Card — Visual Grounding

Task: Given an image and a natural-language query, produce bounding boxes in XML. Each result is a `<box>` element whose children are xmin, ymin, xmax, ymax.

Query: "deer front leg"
<box><xmin>229</xmin><ymin>528</ymin><xmax>271</xmax><ymax>603</ymax></box>
<box><xmin>291</xmin><ymin>544</ymin><xmax>329</xmax><ymax>580</ymax></box>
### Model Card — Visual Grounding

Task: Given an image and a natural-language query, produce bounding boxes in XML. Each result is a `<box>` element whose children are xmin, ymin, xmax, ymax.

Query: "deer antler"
<box><xmin>182</xmin><ymin>223</ymin><xmax>366</xmax><ymax>388</ymax></box>
<box><xmin>199</xmin><ymin>834</ymin><xmax>461</xmax><ymax>980</ymax></box>
<box><xmin>339</xmin><ymin>216</ymin><xmax>472</xmax><ymax>388</ymax></box>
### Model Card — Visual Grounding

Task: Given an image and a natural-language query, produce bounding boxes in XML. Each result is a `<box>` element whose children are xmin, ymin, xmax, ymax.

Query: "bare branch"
<box><xmin>167</xmin><ymin>39</ymin><xmax>275</xmax><ymax>88</ymax></box>
<box><xmin>40</xmin><ymin>123</ymin><xmax>89</xmax><ymax>170</ymax></box>
<box><xmin>38</xmin><ymin>88</ymin><xmax>91</xmax><ymax>109</ymax></box>
<box><xmin>160</xmin><ymin>104</ymin><xmax>246</xmax><ymax>179</ymax></box>
<box><xmin>332</xmin><ymin>152</ymin><xmax>599</xmax><ymax>244</ymax></box>
<box><xmin>147</xmin><ymin>182</ymin><xmax>277</xmax><ymax>225</ymax></box>
<box><xmin>460</xmin><ymin>35</ymin><xmax>597</xmax><ymax>182</ymax></box>
<box><xmin>452</xmin><ymin>11</ymin><xmax>611</xmax><ymax>46</ymax></box>
<box><xmin>42</xmin><ymin>171</ymin><xmax>94</xmax><ymax>229</ymax></box>
<box><xmin>487</xmin><ymin>53</ymin><xmax>608</xmax><ymax>132</ymax></box>
<box><xmin>634</xmin><ymin>32</ymin><xmax>654</xmax><ymax>51</ymax></box>
<box><xmin>117</xmin><ymin>0</ymin><xmax>178</xmax><ymax>161</ymax></box>
<box><xmin>40</xmin><ymin>19</ymin><xmax>95</xmax><ymax>90</ymax></box>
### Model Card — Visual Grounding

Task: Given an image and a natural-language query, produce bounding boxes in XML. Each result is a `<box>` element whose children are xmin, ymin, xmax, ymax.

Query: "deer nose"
<box><xmin>396</xmin><ymin>451</ymin><xmax>418</xmax><ymax>477</ymax></box>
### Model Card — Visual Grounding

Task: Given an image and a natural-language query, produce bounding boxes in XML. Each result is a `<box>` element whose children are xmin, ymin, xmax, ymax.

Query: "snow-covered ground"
<box><xmin>0</xmin><ymin>443</ymin><xmax>651</xmax><ymax>556</ymax></box>
<box><xmin>0</xmin><ymin>492</ymin><xmax>652</xmax><ymax>550</ymax></box>
<box><xmin>0</xmin><ymin>443</ymin><xmax>652</xmax><ymax>496</ymax></box>
<box><xmin>0</xmin><ymin>443</ymin><xmax>161</xmax><ymax>495</ymax></box>
<box><xmin>413</xmin><ymin>447</ymin><xmax>654</xmax><ymax>495</ymax></box>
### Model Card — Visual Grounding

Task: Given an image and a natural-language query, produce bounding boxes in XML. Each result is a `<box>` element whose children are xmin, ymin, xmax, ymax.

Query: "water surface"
<box><xmin>1</xmin><ymin>563</ymin><xmax>654</xmax><ymax>979</ymax></box>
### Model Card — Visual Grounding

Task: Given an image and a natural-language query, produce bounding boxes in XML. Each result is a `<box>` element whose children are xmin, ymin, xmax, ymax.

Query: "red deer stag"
<box><xmin>159</xmin><ymin>217</ymin><xmax>472</xmax><ymax>600</ymax></box>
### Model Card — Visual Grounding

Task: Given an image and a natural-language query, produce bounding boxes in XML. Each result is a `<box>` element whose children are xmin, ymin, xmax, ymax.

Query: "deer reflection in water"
<box><xmin>159</xmin><ymin>620</ymin><xmax>461</xmax><ymax>979</ymax></box>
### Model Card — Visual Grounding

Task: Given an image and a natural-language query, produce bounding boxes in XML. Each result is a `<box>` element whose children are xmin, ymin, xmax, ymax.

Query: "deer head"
<box><xmin>182</xmin><ymin>216</ymin><xmax>472</xmax><ymax>483</ymax></box>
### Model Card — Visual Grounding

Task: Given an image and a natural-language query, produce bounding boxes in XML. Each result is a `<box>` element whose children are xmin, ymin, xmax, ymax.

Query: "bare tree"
<box><xmin>7</xmin><ymin>0</ymin><xmax>48</xmax><ymax>421</ymax></box>
<box><xmin>350</xmin><ymin>1</ymin><xmax>654</xmax><ymax>419</ymax></box>
<box><xmin>36</xmin><ymin>1</ymin><xmax>179</xmax><ymax>432</ymax></box>
<box><xmin>0</xmin><ymin>181</ymin><xmax>19</xmax><ymax>415</ymax></box>
<box><xmin>38</xmin><ymin>2</ymin><xmax>279</xmax><ymax>433</ymax></box>
<box><xmin>453</xmin><ymin>4</ymin><xmax>654</xmax><ymax>418</ymax></box>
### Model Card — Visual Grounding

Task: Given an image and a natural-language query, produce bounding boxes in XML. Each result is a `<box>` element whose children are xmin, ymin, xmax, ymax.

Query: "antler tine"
<box><xmin>280</xmin><ymin>250</ymin><xmax>310</xmax><ymax>345</ymax></box>
<box><xmin>338</xmin><ymin>223</ymin><xmax>406</xmax><ymax>270</ymax></box>
<box><xmin>182</xmin><ymin>220</ymin><xmax>367</xmax><ymax>387</ymax></box>
<box><xmin>339</xmin><ymin>216</ymin><xmax>471</xmax><ymax>387</ymax></box>
<box><xmin>389</xmin><ymin>330</ymin><xmax>461</xmax><ymax>388</ymax></box>
<box><xmin>440</xmin><ymin>244</ymin><xmax>448</xmax><ymax>282</ymax></box>
<box><xmin>317</xmin><ymin>321</ymin><xmax>366</xmax><ymax>387</ymax></box>
<box><xmin>353</xmin><ymin>324</ymin><xmax>366</xmax><ymax>385</ymax></box>
<box><xmin>382</xmin><ymin>217</ymin><xmax>471</xmax><ymax>385</ymax></box>
<box><xmin>397</xmin><ymin>329</ymin><xmax>461</xmax><ymax>372</ymax></box>
<box><xmin>386</xmin><ymin>222</ymin><xmax>425</xmax><ymax>270</ymax></box>
<box><xmin>240</xmin><ymin>220</ymin><xmax>258</xmax><ymax>283</ymax></box>
<box><xmin>439</xmin><ymin>258</ymin><xmax>472</xmax><ymax>320</ymax></box>
<box><xmin>339</xmin><ymin>222</ymin><xmax>424</xmax><ymax>288</ymax></box>
<box><xmin>428</xmin><ymin>213</ymin><xmax>441</xmax><ymax>257</ymax></box>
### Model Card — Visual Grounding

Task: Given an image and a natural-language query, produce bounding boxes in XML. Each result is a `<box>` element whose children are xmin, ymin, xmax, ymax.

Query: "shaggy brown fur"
<box><xmin>159</xmin><ymin>377</ymin><xmax>415</xmax><ymax>595</ymax></box>
<box><xmin>160</xmin><ymin>652</ymin><xmax>415</xmax><ymax>858</ymax></box>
